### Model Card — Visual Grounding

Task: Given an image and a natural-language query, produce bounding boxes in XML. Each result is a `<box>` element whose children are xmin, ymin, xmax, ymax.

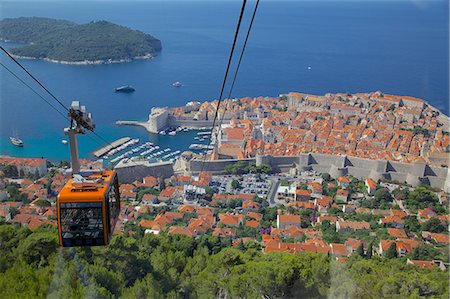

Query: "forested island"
<box><xmin>0</xmin><ymin>17</ymin><xmax>162</xmax><ymax>64</ymax></box>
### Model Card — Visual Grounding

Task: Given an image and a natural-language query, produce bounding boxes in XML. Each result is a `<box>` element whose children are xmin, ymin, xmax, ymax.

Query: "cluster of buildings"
<box><xmin>169</xmin><ymin>91</ymin><xmax>449</xmax><ymax>165</ymax></box>
<box><xmin>1</xmin><ymin>156</ymin><xmax>448</xmax><ymax>266</ymax></box>
<box><xmin>0</xmin><ymin>157</ymin><xmax>64</xmax><ymax>228</ymax></box>
<box><xmin>109</xmin><ymin>169</ymin><xmax>449</xmax><ymax>270</ymax></box>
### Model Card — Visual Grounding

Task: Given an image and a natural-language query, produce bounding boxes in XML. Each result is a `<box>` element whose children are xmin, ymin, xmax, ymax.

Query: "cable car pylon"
<box><xmin>64</xmin><ymin>101</ymin><xmax>94</xmax><ymax>175</ymax></box>
<box><xmin>57</xmin><ymin>101</ymin><xmax>120</xmax><ymax>247</ymax></box>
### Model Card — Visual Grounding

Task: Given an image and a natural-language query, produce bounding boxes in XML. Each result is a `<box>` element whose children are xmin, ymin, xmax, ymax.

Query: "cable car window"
<box><xmin>60</xmin><ymin>202</ymin><xmax>104</xmax><ymax>246</ymax></box>
<box><xmin>108</xmin><ymin>185</ymin><xmax>119</xmax><ymax>233</ymax></box>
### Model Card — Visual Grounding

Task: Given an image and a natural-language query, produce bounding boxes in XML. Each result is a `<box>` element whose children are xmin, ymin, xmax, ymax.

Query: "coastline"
<box><xmin>9</xmin><ymin>52</ymin><xmax>155</xmax><ymax>65</ymax></box>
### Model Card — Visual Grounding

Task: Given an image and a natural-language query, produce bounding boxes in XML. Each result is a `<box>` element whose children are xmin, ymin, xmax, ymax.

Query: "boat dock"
<box><xmin>197</xmin><ymin>131</ymin><xmax>211</xmax><ymax>135</ymax></box>
<box><xmin>93</xmin><ymin>137</ymin><xmax>131</xmax><ymax>158</ymax></box>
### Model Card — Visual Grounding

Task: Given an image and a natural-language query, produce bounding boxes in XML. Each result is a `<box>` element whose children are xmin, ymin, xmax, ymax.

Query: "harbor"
<box><xmin>90</xmin><ymin>126</ymin><xmax>212</xmax><ymax>167</ymax></box>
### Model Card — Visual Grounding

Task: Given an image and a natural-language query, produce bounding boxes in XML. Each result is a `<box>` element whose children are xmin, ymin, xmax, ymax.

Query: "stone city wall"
<box><xmin>188</xmin><ymin>153</ymin><xmax>449</xmax><ymax>191</ymax></box>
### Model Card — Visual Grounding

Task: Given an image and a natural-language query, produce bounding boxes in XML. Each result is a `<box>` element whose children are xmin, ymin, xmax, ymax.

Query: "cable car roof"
<box><xmin>58</xmin><ymin>170</ymin><xmax>115</xmax><ymax>202</ymax></box>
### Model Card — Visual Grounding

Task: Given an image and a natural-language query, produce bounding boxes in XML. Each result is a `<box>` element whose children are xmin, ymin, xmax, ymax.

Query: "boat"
<box><xmin>114</xmin><ymin>85</ymin><xmax>135</xmax><ymax>93</ymax></box>
<box><xmin>159</xmin><ymin>131</ymin><xmax>166</xmax><ymax>135</ymax></box>
<box><xmin>10</xmin><ymin>137</ymin><xmax>24</xmax><ymax>147</ymax></box>
<box><xmin>172</xmin><ymin>81</ymin><xmax>182</xmax><ymax>87</ymax></box>
<box><xmin>168</xmin><ymin>131</ymin><xmax>176</xmax><ymax>136</ymax></box>
<box><xmin>61</xmin><ymin>140</ymin><xmax>68</xmax><ymax>145</ymax></box>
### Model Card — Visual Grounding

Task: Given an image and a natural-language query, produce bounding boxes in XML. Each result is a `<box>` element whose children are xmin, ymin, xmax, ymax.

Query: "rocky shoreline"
<box><xmin>10</xmin><ymin>52</ymin><xmax>154</xmax><ymax>65</ymax></box>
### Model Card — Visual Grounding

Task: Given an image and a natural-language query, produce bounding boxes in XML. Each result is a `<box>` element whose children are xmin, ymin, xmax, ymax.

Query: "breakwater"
<box><xmin>116</xmin><ymin>107</ymin><xmax>221</xmax><ymax>133</ymax></box>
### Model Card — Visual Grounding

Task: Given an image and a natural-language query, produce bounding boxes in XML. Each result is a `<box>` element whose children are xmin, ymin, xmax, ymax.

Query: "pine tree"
<box><xmin>366</xmin><ymin>242</ymin><xmax>373</xmax><ymax>259</ymax></box>
<box><xmin>159</xmin><ymin>176</ymin><xmax>166</xmax><ymax>191</ymax></box>
<box><xmin>385</xmin><ymin>242</ymin><xmax>397</xmax><ymax>259</ymax></box>
<box><xmin>356</xmin><ymin>243</ymin><xmax>364</xmax><ymax>257</ymax></box>
<box><xmin>237</xmin><ymin>240</ymin><xmax>246</xmax><ymax>251</ymax></box>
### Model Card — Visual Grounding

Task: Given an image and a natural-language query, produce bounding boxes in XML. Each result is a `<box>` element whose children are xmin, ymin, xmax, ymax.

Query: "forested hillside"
<box><xmin>0</xmin><ymin>223</ymin><xmax>447</xmax><ymax>298</ymax></box>
<box><xmin>0</xmin><ymin>17</ymin><xmax>162</xmax><ymax>63</ymax></box>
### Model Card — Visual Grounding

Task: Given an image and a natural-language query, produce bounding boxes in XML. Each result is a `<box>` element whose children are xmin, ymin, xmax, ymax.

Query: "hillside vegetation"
<box><xmin>0</xmin><ymin>223</ymin><xmax>447</xmax><ymax>298</ymax></box>
<box><xmin>0</xmin><ymin>17</ymin><xmax>162</xmax><ymax>63</ymax></box>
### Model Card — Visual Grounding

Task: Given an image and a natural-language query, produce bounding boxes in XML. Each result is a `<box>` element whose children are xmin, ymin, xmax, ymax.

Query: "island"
<box><xmin>0</xmin><ymin>17</ymin><xmax>162</xmax><ymax>64</ymax></box>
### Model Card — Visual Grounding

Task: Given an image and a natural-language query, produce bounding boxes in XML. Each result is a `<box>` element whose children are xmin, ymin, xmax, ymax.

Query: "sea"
<box><xmin>0</xmin><ymin>0</ymin><xmax>448</xmax><ymax>162</ymax></box>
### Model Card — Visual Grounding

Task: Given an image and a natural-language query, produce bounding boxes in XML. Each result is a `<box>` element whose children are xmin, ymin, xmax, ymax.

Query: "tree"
<box><xmin>46</xmin><ymin>182</ymin><xmax>53</xmax><ymax>197</ymax></box>
<box><xmin>16</xmin><ymin>231</ymin><xmax>58</xmax><ymax>266</ymax></box>
<box><xmin>34</xmin><ymin>199</ymin><xmax>51</xmax><ymax>207</ymax></box>
<box><xmin>421</xmin><ymin>218</ymin><xmax>446</xmax><ymax>233</ymax></box>
<box><xmin>256</xmin><ymin>164</ymin><xmax>272</xmax><ymax>174</ymax></box>
<box><xmin>6</xmin><ymin>184</ymin><xmax>20</xmax><ymax>200</ymax></box>
<box><xmin>1</xmin><ymin>165</ymin><xmax>18</xmax><ymax>178</ymax></box>
<box><xmin>321</xmin><ymin>173</ymin><xmax>331</xmax><ymax>182</ymax></box>
<box><xmin>405</xmin><ymin>186</ymin><xmax>439</xmax><ymax>211</ymax></box>
<box><xmin>231</xmin><ymin>179</ymin><xmax>241</xmax><ymax>190</ymax></box>
<box><xmin>385</xmin><ymin>242</ymin><xmax>397</xmax><ymax>259</ymax></box>
<box><xmin>237</xmin><ymin>240</ymin><xmax>246</xmax><ymax>251</ymax></box>
<box><xmin>320</xmin><ymin>221</ymin><xmax>341</xmax><ymax>243</ymax></box>
<box><xmin>411</xmin><ymin>244</ymin><xmax>441</xmax><ymax>261</ymax></box>
<box><xmin>205</xmin><ymin>187</ymin><xmax>214</xmax><ymax>201</ymax></box>
<box><xmin>159</xmin><ymin>176</ymin><xmax>166</xmax><ymax>191</ymax></box>
<box><xmin>366</xmin><ymin>242</ymin><xmax>373</xmax><ymax>259</ymax></box>
<box><xmin>403</xmin><ymin>216</ymin><xmax>420</xmax><ymax>234</ymax></box>
<box><xmin>355</xmin><ymin>243</ymin><xmax>364</xmax><ymax>257</ymax></box>
<box><xmin>374</xmin><ymin>188</ymin><xmax>392</xmax><ymax>202</ymax></box>
<box><xmin>9</xmin><ymin>207</ymin><xmax>20</xmax><ymax>218</ymax></box>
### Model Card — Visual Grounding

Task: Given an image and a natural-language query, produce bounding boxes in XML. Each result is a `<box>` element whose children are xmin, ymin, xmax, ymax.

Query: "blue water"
<box><xmin>0</xmin><ymin>1</ymin><xmax>448</xmax><ymax>161</ymax></box>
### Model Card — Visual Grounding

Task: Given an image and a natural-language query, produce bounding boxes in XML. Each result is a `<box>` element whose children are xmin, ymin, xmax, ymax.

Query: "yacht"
<box><xmin>172</xmin><ymin>81</ymin><xmax>182</xmax><ymax>87</ymax></box>
<box><xmin>10</xmin><ymin>137</ymin><xmax>24</xmax><ymax>147</ymax></box>
<box><xmin>61</xmin><ymin>140</ymin><xmax>68</xmax><ymax>145</ymax></box>
<box><xmin>114</xmin><ymin>85</ymin><xmax>135</xmax><ymax>93</ymax></box>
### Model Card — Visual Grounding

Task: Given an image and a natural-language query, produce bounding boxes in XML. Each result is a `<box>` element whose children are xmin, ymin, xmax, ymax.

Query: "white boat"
<box><xmin>159</xmin><ymin>131</ymin><xmax>166</xmax><ymax>135</ymax></box>
<box><xmin>172</xmin><ymin>81</ymin><xmax>182</xmax><ymax>87</ymax></box>
<box><xmin>10</xmin><ymin>137</ymin><xmax>23</xmax><ymax>147</ymax></box>
<box><xmin>168</xmin><ymin>131</ymin><xmax>176</xmax><ymax>136</ymax></box>
<box><xmin>61</xmin><ymin>139</ymin><xmax>68</xmax><ymax>145</ymax></box>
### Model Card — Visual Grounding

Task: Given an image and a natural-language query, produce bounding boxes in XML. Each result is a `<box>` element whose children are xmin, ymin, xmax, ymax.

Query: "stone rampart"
<box><xmin>187</xmin><ymin>153</ymin><xmax>449</xmax><ymax>191</ymax></box>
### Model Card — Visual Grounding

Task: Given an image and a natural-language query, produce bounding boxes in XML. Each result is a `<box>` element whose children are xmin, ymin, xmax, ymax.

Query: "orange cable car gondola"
<box><xmin>57</xmin><ymin>101</ymin><xmax>121</xmax><ymax>247</ymax></box>
<box><xmin>57</xmin><ymin>170</ymin><xmax>120</xmax><ymax>247</ymax></box>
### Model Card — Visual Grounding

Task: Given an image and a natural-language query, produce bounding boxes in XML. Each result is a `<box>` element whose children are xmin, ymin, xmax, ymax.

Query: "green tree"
<box><xmin>374</xmin><ymin>188</ymin><xmax>392</xmax><ymax>202</ymax></box>
<box><xmin>16</xmin><ymin>231</ymin><xmax>58</xmax><ymax>266</ymax></box>
<box><xmin>256</xmin><ymin>164</ymin><xmax>272</xmax><ymax>174</ymax></box>
<box><xmin>366</xmin><ymin>242</ymin><xmax>373</xmax><ymax>259</ymax></box>
<box><xmin>231</xmin><ymin>179</ymin><xmax>241</xmax><ymax>190</ymax></box>
<box><xmin>403</xmin><ymin>216</ymin><xmax>420</xmax><ymax>234</ymax></box>
<box><xmin>405</xmin><ymin>186</ymin><xmax>439</xmax><ymax>211</ymax></box>
<box><xmin>159</xmin><ymin>176</ymin><xmax>166</xmax><ymax>191</ymax></box>
<box><xmin>385</xmin><ymin>242</ymin><xmax>397</xmax><ymax>259</ymax></box>
<box><xmin>321</xmin><ymin>173</ymin><xmax>331</xmax><ymax>181</ymax></box>
<box><xmin>1</xmin><ymin>165</ymin><xmax>18</xmax><ymax>178</ymax></box>
<box><xmin>6</xmin><ymin>184</ymin><xmax>20</xmax><ymax>199</ymax></box>
<box><xmin>34</xmin><ymin>199</ymin><xmax>51</xmax><ymax>207</ymax></box>
<box><xmin>355</xmin><ymin>243</ymin><xmax>364</xmax><ymax>257</ymax></box>
<box><xmin>9</xmin><ymin>207</ymin><xmax>20</xmax><ymax>218</ymax></box>
<box><xmin>411</xmin><ymin>244</ymin><xmax>441</xmax><ymax>261</ymax></box>
<box><xmin>421</xmin><ymin>218</ymin><xmax>446</xmax><ymax>233</ymax></box>
<box><xmin>205</xmin><ymin>187</ymin><xmax>214</xmax><ymax>201</ymax></box>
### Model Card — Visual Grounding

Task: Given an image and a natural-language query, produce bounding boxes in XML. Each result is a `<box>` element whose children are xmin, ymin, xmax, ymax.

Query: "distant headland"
<box><xmin>0</xmin><ymin>17</ymin><xmax>162</xmax><ymax>65</ymax></box>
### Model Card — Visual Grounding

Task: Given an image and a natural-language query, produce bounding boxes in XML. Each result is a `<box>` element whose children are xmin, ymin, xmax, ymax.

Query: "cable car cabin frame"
<box><xmin>57</xmin><ymin>170</ymin><xmax>120</xmax><ymax>247</ymax></box>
